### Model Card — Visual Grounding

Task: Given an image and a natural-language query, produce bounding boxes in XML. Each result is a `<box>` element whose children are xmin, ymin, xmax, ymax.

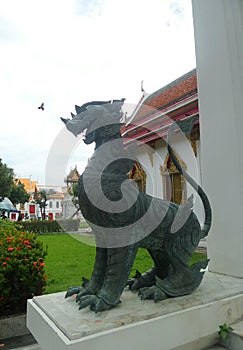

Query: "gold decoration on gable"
<box><xmin>160</xmin><ymin>151</ymin><xmax>187</xmax><ymax>204</ymax></box>
<box><xmin>128</xmin><ymin>161</ymin><xmax>146</xmax><ymax>192</ymax></box>
<box><xmin>187</xmin><ymin>125</ymin><xmax>200</xmax><ymax>157</ymax></box>
<box><xmin>160</xmin><ymin>151</ymin><xmax>187</xmax><ymax>175</ymax></box>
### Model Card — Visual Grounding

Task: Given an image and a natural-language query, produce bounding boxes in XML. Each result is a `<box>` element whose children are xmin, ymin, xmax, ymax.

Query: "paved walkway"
<box><xmin>0</xmin><ymin>334</ymin><xmax>39</xmax><ymax>350</ymax></box>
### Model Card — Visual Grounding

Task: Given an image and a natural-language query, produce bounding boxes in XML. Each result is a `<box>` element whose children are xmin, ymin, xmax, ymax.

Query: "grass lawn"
<box><xmin>38</xmin><ymin>234</ymin><xmax>206</xmax><ymax>294</ymax></box>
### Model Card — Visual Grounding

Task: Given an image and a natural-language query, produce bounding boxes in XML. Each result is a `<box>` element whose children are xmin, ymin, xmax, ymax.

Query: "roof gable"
<box><xmin>130</xmin><ymin>69</ymin><xmax>197</xmax><ymax>124</ymax></box>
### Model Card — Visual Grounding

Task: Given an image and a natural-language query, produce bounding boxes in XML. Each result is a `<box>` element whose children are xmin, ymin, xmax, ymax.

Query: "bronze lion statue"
<box><xmin>61</xmin><ymin>99</ymin><xmax>211</xmax><ymax>312</ymax></box>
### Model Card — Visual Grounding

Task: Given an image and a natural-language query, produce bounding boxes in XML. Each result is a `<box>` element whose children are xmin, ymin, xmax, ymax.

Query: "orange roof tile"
<box><xmin>123</xmin><ymin>69</ymin><xmax>199</xmax><ymax>145</ymax></box>
<box><xmin>131</xmin><ymin>69</ymin><xmax>197</xmax><ymax>123</ymax></box>
<box><xmin>15</xmin><ymin>178</ymin><xmax>38</xmax><ymax>193</ymax></box>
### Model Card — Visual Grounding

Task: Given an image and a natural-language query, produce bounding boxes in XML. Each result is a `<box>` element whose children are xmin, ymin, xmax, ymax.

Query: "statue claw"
<box><xmin>75</xmin><ymin>287</ymin><xmax>90</xmax><ymax>302</ymax></box>
<box><xmin>65</xmin><ymin>286</ymin><xmax>82</xmax><ymax>298</ymax></box>
<box><xmin>138</xmin><ymin>286</ymin><xmax>167</xmax><ymax>301</ymax></box>
<box><xmin>138</xmin><ymin>286</ymin><xmax>154</xmax><ymax>300</ymax></box>
<box><xmin>153</xmin><ymin>289</ymin><xmax>167</xmax><ymax>302</ymax></box>
<box><xmin>77</xmin><ymin>295</ymin><xmax>113</xmax><ymax>312</ymax></box>
<box><xmin>78</xmin><ymin>295</ymin><xmax>96</xmax><ymax>310</ymax></box>
<box><xmin>127</xmin><ymin>269</ymin><xmax>156</xmax><ymax>292</ymax></box>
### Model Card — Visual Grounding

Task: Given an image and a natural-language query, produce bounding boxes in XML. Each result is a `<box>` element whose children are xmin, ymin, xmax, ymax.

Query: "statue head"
<box><xmin>61</xmin><ymin>99</ymin><xmax>125</xmax><ymax>145</ymax></box>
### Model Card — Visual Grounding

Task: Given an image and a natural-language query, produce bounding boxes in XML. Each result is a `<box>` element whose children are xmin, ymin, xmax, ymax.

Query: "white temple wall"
<box><xmin>135</xmin><ymin>134</ymin><xmax>204</xmax><ymax>225</ymax></box>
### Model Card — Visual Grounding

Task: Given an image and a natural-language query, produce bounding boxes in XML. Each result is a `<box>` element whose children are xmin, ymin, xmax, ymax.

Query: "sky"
<box><xmin>0</xmin><ymin>0</ymin><xmax>196</xmax><ymax>186</ymax></box>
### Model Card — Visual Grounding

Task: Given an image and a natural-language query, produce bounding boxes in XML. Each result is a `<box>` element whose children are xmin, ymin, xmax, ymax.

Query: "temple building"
<box><xmin>123</xmin><ymin>68</ymin><xmax>203</xmax><ymax>223</ymax></box>
<box><xmin>37</xmin><ymin>185</ymin><xmax>65</xmax><ymax>220</ymax></box>
<box><xmin>62</xmin><ymin>166</ymin><xmax>81</xmax><ymax>219</ymax></box>
<box><xmin>64</xmin><ymin>165</ymin><xmax>80</xmax><ymax>189</ymax></box>
<box><xmin>14</xmin><ymin>178</ymin><xmax>65</xmax><ymax>220</ymax></box>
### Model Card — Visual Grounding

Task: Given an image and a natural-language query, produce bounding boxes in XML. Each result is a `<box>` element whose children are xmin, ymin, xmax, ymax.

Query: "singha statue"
<box><xmin>61</xmin><ymin>98</ymin><xmax>212</xmax><ymax>312</ymax></box>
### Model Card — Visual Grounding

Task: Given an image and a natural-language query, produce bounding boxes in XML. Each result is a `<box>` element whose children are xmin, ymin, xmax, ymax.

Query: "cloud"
<box><xmin>0</xmin><ymin>17</ymin><xmax>23</xmax><ymax>44</ymax></box>
<box><xmin>0</xmin><ymin>0</ymin><xmax>196</xmax><ymax>185</ymax></box>
<box><xmin>74</xmin><ymin>0</ymin><xmax>105</xmax><ymax>17</ymax></box>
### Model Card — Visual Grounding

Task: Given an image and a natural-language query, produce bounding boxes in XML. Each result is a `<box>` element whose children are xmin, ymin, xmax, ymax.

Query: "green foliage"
<box><xmin>9</xmin><ymin>182</ymin><xmax>30</xmax><ymax>205</ymax></box>
<box><xmin>38</xmin><ymin>234</ymin><xmax>95</xmax><ymax>293</ymax></box>
<box><xmin>18</xmin><ymin>220</ymin><xmax>64</xmax><ymax>233</ymax></box>
<box><xmin>68</xmin><ymin>183</ymin><xmax>80</xmax><ymax>214</ymax></box>
<box><xmin>17</xmin><ymin>220</ymin><xmax>81</xmax><ymax>234</ymax></box>
<box><xmin>189</xmin><ymin>252</ymin><xmax>207</xmax><ymax>265</ymax></box>
<box><xmin>57</xmin><ymin>219</ymin><xmax>80</xmax><ymax>231</ymax></box>
<box><xmin>71</xmin><ymin>183</ymin><xmax>79</xmax><ymax>197</ymax></box>
<box><xmin>37</xmin><ymin>234</ymin><xmax>207</xmax><ymax>294</ymax></box>
<box><xmin>79</xmin><ymin>221</ymin><xmax>90</xmax><ymax>229</ymax></box>
<box><xmin>34</xmin><ymin>190</ymin><xmax>47</xmax><ymax>219</ymax></box>
<box><xmin>0</xmin><ymin>159</ymin><xmax>29</xmax><ymax>205</ymax></box>
<box><xmin>218</xmin><ymin>323</ymin><xmax>233</xmax><ymax>340</ymax></box>
<box><xmin>0</xmin><ymin>219</ymin><xmax>48</xmax><ymax>316</ymax></box>
<box><xmin>0</xmin><ymin>159</ymin><xmax>14</xmax><ymax>199</ymax></box>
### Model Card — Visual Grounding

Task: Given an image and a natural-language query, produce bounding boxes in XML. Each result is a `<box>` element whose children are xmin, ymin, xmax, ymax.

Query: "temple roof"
<box><xmin>14</xmin><ymin>178</ymin><xmax>38</xmax><ymax>193</ymax></box>
<box><xmin>123</xmin><ymin>69</ymin><xmax>199</xmax><ymax>145</ymax></box>
<box><xmin>65</xmin><ymin>165</ymin><xmax>80</xmax><ymax>183</ymax></box>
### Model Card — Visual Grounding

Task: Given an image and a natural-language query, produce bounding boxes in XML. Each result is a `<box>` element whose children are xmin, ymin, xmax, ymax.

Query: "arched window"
<box><xmin>128</xmin><ymin>161</ymin><xmax>147</xmax><ymax>192</ymax></box>
<box><xmin>160</xmin><ymin>153</ymin><xmax>187</xmax><ymax>204</ymax></box>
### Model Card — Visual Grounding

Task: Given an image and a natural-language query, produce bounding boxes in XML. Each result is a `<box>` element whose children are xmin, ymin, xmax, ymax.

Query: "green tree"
<box><xmin>9</xmin><ymin>183</ymin><xmax>30</xmax><ymax>205</ymax></box>
<box><xmin>0</xmin><ymin>159</ymin><xmax>14</xmax><ymax>200</ymax></box>
<box><xmin>34</xmin><ymin>190</ymin><xmax>47</xmax><ymax>220</ymax></box>
<box><xmin>68</xmin><ymin>183</ymin><xmax>80</xmax><ymax>217</ymax></box>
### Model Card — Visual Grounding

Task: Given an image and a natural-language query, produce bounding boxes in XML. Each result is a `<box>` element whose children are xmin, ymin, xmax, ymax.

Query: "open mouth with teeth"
<box><xmin>81</xmin><ymin>129</ymin><xmax>87</xmax><ymax>141</ymax></box>
<box><xmin>60</xmin><ymin>99</ymin><xmax>126</xmax><ymax>144</ymax></box>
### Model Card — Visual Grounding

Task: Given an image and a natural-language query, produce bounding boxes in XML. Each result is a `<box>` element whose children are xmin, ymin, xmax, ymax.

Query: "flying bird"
<box><xmin>38</xmin><ymin>103</ymin><xmax>44</xmax><ymax>111</ymax></box>
<box><xmin>141</xmin><ymin>80</ymin><xmax>145</xmax><ymax>93</ymax></box>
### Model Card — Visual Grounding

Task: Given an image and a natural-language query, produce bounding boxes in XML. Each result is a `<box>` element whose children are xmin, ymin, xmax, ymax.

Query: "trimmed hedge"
<box><xmin>17</xmin><ymin>220</ymin><xmax>63</xmax><ymax>233</ymax></box>
<box><xmin>57</xmin><ymin>219</ymin><xmax>80</xmax><ymax>232</ymax></box>
<box><xmin>17</xmin><ymin>219</ymin><xmax>80</xmax><ymax>233</ymax></box>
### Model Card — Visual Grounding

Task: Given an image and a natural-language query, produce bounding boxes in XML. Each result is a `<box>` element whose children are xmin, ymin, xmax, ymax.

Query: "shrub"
<box><xmin>0</xmin><ymin>219</ymin><xmax>47</xmax><ymax>316</ymax></box>
<box><xmin>57</xmin><ymin>219</ymin><xmax>80</xmax><ymax>231</ymax></box>
<box><xmin>79</xmin><ymin>221</ymin><xmax>90</xmax><ymax>229</ymax></box>
<box><xmin>18</xmin><ymin>220</ymin><xmax>64</xmax><ymax>233</ymax></box>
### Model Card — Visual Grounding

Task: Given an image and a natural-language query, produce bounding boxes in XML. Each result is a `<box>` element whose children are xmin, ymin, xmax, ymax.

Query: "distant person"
<box><xmin>18</xmin><ymin>211</ymin><xmax>22</xmax><ymax>221</ymax></box>
<box><xmin>1</xmin><ymin>210</ymin><xmax>7</xmax><ymax>219</ymax></box>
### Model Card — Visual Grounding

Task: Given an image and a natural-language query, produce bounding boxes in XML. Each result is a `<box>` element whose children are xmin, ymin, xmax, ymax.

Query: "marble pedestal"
<box><xmin>27</xmin><ymin>272</ymin><xmax>243</xmax><ymax>350</ymax></box>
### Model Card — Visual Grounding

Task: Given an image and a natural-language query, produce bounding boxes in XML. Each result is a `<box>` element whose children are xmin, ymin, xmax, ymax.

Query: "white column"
<box><xmin>192</xmin><ymin>0</ymin><xmax>243</xmax><ymax>278</ymax></box>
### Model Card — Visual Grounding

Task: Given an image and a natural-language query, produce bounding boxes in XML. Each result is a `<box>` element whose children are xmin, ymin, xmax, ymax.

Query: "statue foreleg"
<box><xmin>66</xmin><ymin>247</ymin><xmax>107</xmax><ymax>300</ymax></box>
<box><xmin>97</xmin><ymin>244</ymin><xmax>138</xmax><ymax>308</ymax></box>
<box><xmin>78</xmin><ymin>244</ymin><xmax>138</xmax><ymax>312</ymax></box>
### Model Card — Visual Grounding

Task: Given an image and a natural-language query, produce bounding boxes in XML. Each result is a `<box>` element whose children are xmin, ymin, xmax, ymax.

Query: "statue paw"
<box><xmin>127</xmin><ymin>269</ymin><xmax>155</xmax><ymax>292</ymax></box>
<box><xmin>138</xmin><ymin>286</ymin><xmax>157</xmax><ymax>300</ymax></box>
<box><xmin>78</xmin><ymin>295</ymin><xmax>98</xmax><ymax>310</ymax></box>
<box><xmin>78</xmin><ymin>295</ymin><xmax>113</xmax><ymax>312</ymax></box>
<box><xmin>65</xmin><ymin>286</ymin><xmax>82</xmax><ymax>298</ymax></box>
<box><xmin>75</xmin><ymin>287</ymin><xmax>94</xmax><ymax>302</ymax></box>
<box><xmin>138</xmin><ymin>286</ymin><xmax>167</xmax><ymax>302</ymax></box>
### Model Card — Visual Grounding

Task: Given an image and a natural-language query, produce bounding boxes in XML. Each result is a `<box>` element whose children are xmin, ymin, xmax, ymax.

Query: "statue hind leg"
<box><xmin>127</xmin><ymin>248</ymin><xmax>172</xmax><ymax>292</ymax></box>
<box><xmin>139</xmin><ymin>217</ymin><xmax>208</xmax><ymax>301</ymax></box>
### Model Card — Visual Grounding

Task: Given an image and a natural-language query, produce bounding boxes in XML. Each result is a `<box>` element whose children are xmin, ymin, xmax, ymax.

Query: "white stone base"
<box><xmin>27</xmin><ymin>272</ymin><xmax>243</xmax><ymax>350</ymax></box>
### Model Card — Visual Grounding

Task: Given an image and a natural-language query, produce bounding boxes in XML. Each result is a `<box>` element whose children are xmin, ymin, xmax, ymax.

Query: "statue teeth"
<box><xmin>75</xmin><ymin>105</ymin><xmax>83</xmax><ymax>114</ymax></box>
<box><xmin>60</xmin><ymin>117</ymin><xmax>68</xmax><ymax>124</ymax></box>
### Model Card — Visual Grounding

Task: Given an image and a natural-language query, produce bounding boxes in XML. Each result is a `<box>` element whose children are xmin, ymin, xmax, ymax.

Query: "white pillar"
<box><xmin>192</xmin><ymin>0</ymin><xmax>243</xmax><ymax>278</ymax></box>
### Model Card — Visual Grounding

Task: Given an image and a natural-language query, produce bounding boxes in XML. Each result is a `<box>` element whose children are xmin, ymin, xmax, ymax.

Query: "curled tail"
<box><xmin>167</xmin><ymin>144</ymin><xmax>212</xmax><ymax>238</ymax></box>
